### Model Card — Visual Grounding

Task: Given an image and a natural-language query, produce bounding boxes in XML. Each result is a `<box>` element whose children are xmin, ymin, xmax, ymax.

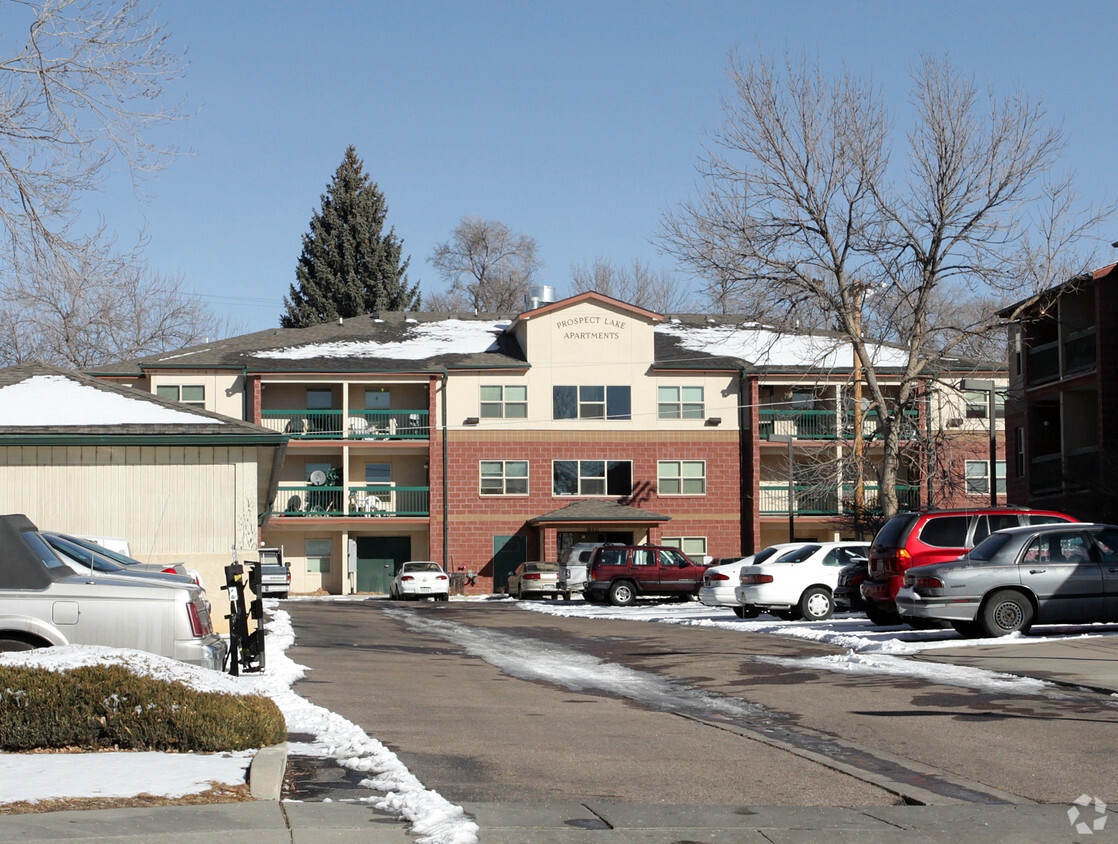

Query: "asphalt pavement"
<box><xmin>2</xmin><ymin>634</ymin><xmax>1118</xmax><ymax>842</ymax></box>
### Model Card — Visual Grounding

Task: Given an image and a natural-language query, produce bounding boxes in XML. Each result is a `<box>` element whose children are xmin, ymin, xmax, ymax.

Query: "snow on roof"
<box><xmin>657</xmin><ymin>324</ymin><xmax>910</xmax><ymax>368</ymax></box>
<box><xmin>0</xmin><ymin>375</ymin><xmax>218</xmax><ymax>426</ymax></box>
<box><xmin>251</xmin><ymin>319</ymin><xmax>509</xmax><ymax>360</ymax></box>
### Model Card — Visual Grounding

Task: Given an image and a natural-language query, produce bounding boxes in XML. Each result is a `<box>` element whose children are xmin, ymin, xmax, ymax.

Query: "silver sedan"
<box><xmin>507</xmin><ymin>562</ymin><xmax>565</xmax><ymax>600</ymax></box>
<box><xmin>896</xmin><ymin>523</ymin><xmax>1118</xmax><ymax>637</ymax></box>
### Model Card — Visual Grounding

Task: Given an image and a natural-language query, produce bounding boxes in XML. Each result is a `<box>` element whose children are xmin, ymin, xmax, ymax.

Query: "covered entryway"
<box><xmin>531</xmin><ymin>500</ymin><xmax>671</xmax><ymax>566</ymax></box>
<box><xmin>355</xmin><ymin>536</ymin><xmax>411</xmax><ymax>593</ymax></box>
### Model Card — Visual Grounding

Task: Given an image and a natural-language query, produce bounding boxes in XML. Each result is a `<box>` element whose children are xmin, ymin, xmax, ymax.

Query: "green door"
<box><xmin>355</xmin><ymin>536</ymin><xmax>411</xmax><ymax>593</ymax></box>
<box><xmin>491</xmin><ymin>535</ymin><xmax>527</xmax><ymax>593</ymax></box>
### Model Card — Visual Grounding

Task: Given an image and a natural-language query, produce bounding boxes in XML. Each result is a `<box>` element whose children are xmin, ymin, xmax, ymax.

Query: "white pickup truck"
<box><xmin>257</xmin><ymin>547</ymin><xmax>290</xmax><ymax>599</ymax></box>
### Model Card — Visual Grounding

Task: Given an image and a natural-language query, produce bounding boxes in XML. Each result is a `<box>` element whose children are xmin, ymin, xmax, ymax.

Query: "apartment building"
<box><xmin>998</xmin><ymin>262</ymin><xmax>1117</xmax><ymax>522</ymax></box>
<box><xmin>90</xmin><ymin>291</ymin><xmax>1003</xmax><ymax>595</ymax></box>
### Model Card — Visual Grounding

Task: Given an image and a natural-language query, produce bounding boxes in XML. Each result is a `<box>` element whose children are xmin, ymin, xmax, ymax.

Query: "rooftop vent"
<box><xmin>524</xmin><ymin>285</ymin><xmax>556</xmax><ymax>311</ymax></box>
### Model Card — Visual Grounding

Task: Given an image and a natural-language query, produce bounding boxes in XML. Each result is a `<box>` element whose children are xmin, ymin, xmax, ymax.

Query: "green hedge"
<box><xmin>0</xmin><ymin>665</ymin><xmax>286</xmax><ymax>752</ymax></box>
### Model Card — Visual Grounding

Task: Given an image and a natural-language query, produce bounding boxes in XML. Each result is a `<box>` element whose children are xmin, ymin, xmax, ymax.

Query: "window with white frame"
<box><xmin>156</xmin><ymin>384</ymin><xmax>205</xmax><ymax>408</ymax></box>
<box><xmin>480</xmin><ymin>460</ymin><xmax>528</xmax><ymax>495</ymax></box>
<box><xmin>964</xmin><ymin>390</ymin><xmax>1005</xmax><ymax>419</ymax></box>
<box><xmin>553</xmin><ymin>460</ymin><xmax>632</xmax><ymax>496</ymax></box>
<box><xmin>553</xmin><ymin>385</ymin><xmax>631</xmax><ymax>420</ymax></box>
<box><xmin>480</xmin><ymin>385</ymin><xmax>527</xmax><ymax>419</ymax></box>
<box><xmin>658</xmin><ymin>386</ymin><xmax>704</xmax><ymax>419</ymax></box>
<box><xmin>662</xmin><ymin>536</ymin><xmax>707</xmax><ymax>560</ymax></box>
<box><xmin>306</xmin><ymin>538</ymin><xmax>331</xmax><ymax>573</ymax></box>
<box><xmin>965</xmin><ymin>460</ymin><xmax>1006</xmax><ymax>495</ymax></box>
<box><xmin>658</xmin><ymin>460</ymin><xmax>706</xmax><ymax>495</ymax></box>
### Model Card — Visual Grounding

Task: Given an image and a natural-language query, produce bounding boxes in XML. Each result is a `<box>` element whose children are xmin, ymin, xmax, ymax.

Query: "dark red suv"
<box><xmin>585</xmin><ymin>545</ymin><xmax>707</xmax><ymax>606</ymax></box>
<box><xmin>861</xmin><ymin>507</ymin><xmax>1077</xmax><ymax>625</ymax></box>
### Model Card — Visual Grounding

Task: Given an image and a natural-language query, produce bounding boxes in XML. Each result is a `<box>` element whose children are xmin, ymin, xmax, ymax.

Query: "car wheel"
<box><xmin>980</xmin><ymin>590</ymin><xmax>1034</xmax><ymax>637</ymax></box>
<box><xmin>865</xmin><ymin>604</ymin><xmax>901</xmax><ymax>626</ymax></box>
<box><xmin>0</xmin><ymin>638</ymin><xmax>37</xmax><ymax>652</ymax></box>
<box><xmin>732</xmin><ymin>605</ymin><xmax>761</xmax><ymax>619</ymax></box>
<box><xmin>952</xmin><ymin>620</ymin><xmax>984</xmax><ymax>638</ymax></box>
<box><xmin>799</xmin><ymin>587</ymin><xmax>833</xmax><ymax>621</ymax></box>
<box><xmin>438</xmin><ymin>593</ymin><xmax>449</xmax><ymax>602</ymax></box>
<box><xmin>608</xmin><ymin>581</ymin><xmax>636</xmax><ymax>607</ymax></box>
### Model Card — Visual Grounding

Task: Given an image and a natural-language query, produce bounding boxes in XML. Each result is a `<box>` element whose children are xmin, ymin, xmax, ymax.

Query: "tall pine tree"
<box><xmin>281</xmin><ymin>146</ymin><xmax>419</xmax><ymax>327</ymax></box>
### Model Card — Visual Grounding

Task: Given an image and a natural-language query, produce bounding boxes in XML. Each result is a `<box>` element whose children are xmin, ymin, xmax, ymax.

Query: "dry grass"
<box><xmin>0</xmin><ymin>783</ymin><xmax>254</xmax><ymax>815</ymax></box>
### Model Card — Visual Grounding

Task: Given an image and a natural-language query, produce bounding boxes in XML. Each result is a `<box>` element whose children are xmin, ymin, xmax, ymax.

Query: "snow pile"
<box><xmin>252</xmin><ymin>319</ymin><xmax>508</xmax><ymax>360</ymax></box>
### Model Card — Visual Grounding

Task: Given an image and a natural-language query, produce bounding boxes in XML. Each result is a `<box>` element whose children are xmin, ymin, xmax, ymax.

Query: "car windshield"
<box><xmin>967</xmin><ymin>533</ymin><xmax>1014</xmax><ymax>561</ymax></box>
<box><xmin>22</xmin><ymin>531</ymin><xmax>67</xmax><ymax>569</ymax></box>
<box><xmin>525</xmin><ymin>563</ymin><xmax>558</xmax><ymax>573</ymax></box>
<box><xmin>404</xmin><ymin>562</ymin><xmax>442</xmax><ymax>572</ymax></box>
<box><xmin>873</xmin><ymin>513</ymin><xmax>919</xmax><ymax>549</ymax></box>
<box><xmin>775</xmin><ymin>545</ymin><xmax>821</xmax><ymax>564</ymax></box>
<box><xmin>55</xmin><ymin>534</ymin><xmax>141</xmax><ymax>567</ymax></box>
<box><xmin>752</xmin><ymin>546</ymin><xmax>781</xmax><ymax>565</ymax></box>
<box><xmin>45</xmin><ymin>534</ymin><xmax>120</xmax><ymax>573</ymax></box>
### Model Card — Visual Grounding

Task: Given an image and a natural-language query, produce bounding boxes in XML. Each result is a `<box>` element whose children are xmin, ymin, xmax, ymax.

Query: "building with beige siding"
<box><xmin>0</xmin><ymin>363</ymin><xmax>286</xmax><ymax>624</ymax></box>
<box><xmin>89</xmin><ymin>291</ymin><xmax>1005</xmax><ymax>596</ymax></box>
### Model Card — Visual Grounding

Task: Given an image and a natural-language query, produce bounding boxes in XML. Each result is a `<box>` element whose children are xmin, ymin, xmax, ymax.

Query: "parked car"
<box><xmin>833</xmin><ymin>559</ymin><xmax>869</xmax><ymax>613</ymax></box>
<box><xmin>256</xmin><ymin>546</ymin><xmax>291</xmax><ymax>598</ymax></box>
<box><xmin>861</xmin><ymin>508</ymin><xmax>1076</xmax><ymax>625</ymax></box>
<box><xmin>896</xmin><ymin>523</ymin><xmax>1118</xmax><ymax>637</ymax></box>
<box><xmin>507</xmin><ymin>562</ymin><xmax>565</xmax><ymax>599</ymax></box>
<box><xmin>735</xmin><ymin>542</ymin><xmax>871</xmax><ymax>621</ymax></box>
<box><xmin>43</xmin><ymin>532</ymin><xmax>204</xmax><ymax>588</ymax></box>
<box><xmin>43</xmin><ymin>533</ymin><xmax>195</xmax><ymax>586</ymax></box>
<box><xmin>0</xmin><ymin>514</ymin><xmax>226</xmax><ymax>670</ymax></box>
<box><xmin>557</xmin><ymin>542</ymin><xmax>610</xmax><ymax>597</ymax></box>
<box><xmin>585</xmin><ymin>545</ymin><xmax>708</xmax><ymax>606</ymax></box>
<box><xmin>390</xmin><ymin>561</ymin><xmax>450</xmax><ymax>601</ymax></box>
<box><xmin>698</xmin><ymin>548</ymin><xmax>790</xmax><ymax>616</ymax></box>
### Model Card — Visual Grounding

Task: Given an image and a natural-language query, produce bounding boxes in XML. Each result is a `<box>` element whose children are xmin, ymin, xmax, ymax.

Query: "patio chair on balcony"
<box><xmin>285</xmin><ymin>417</ymin><xmax>309</xmax><ymax>435</ymax></box>
<box><xmin>349</xmin><ymin>416</ymin><xmax>370</xmax><ymax>437</ymax></box>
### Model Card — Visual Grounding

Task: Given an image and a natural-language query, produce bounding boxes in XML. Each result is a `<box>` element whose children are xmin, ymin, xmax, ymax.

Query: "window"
<box><xmin>964</xmin><ymin>390</ymin><xmax>1005</xmax><ymax>419</ymax></box>
<box><xmin>1015</xmin><ymin>427</ymin><xmax>1025</xmax><ymax>478</ymax></box>
<box><xmin>658</xmin><ymin>460</ymin><xmax>706</xmax><ymax>495</ymax></box>
<box><xmin>306</xmin><ymin>388</ymin><xmax>333</xmax><ymax>409</ymax></box>
<box><xmin>1024</xmin><ymin>531</ymin><xmax>1091</xmax><ymax>564</ymax></box>
<box><xmin>966</xmin><ymin>460</ymin><xmax>1006</xmax><ymax>495</ymax></box>
<box><xmin>658</xmin><ymin>386</ymin><xmax>704</xmax><ymax>419</ymax></box>
<box><xmin>632</xmin><ymin>548</ymin><xmax>655</xmax><ymax>566</ymax></box>
<box><xmin>553</xmin><ymin>385</ymin><xmax>630</xmax><ymax>420</ymax></box>
<box><xmin>365</xmin><ymin>388</ymin><xmax>390</xmax><ymax>410</ymax></box>
<box><xmin>919</xmin><ymin>516</ymin><xmax>970</xmax><ymax>548</ymax></box>
<box><xmin>365</xmin><ymin>463</ymin><xmax>391</xmax><ymax>484</ymax></box>
<box><xmin>306</xmin><ymin>538</ymin><xmax>331</xmax><ymax>573</ymax></box>
<box><xmin>553</xmin><ymin>460</ymin><xmax>632</xmax><ymax>496</ymax></box>
<box><xmin>662</xmin><ymin>536</ymin><xmax>707</xmax><ymax>559</ymax></box>
<box><xmin>480</xmin><ymin>460</ymin><xmax>528</xmax><ymax>495</ymax></box>
<box><xmin>480</xmin><ymin>385</ymin><xmax>527</xmax><ymax>419</ymax></box>
<box><xmin>156</xmin><ymin>385</ymin><xmax>205</xmax><ymax>408</ymax></box>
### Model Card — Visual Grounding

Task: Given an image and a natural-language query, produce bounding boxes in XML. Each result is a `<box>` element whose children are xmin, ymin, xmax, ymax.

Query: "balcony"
<box><xmin>759</xmin><ymin>484</ymin><xmax>921</xmax><ymax>515</ymax></box>
<box><xmin>758</xmin><ymin>409</ymin><xmax>917</xmax><ymax>440</ymax></box>
<box><xmin>261</xmin><ymin>409</ymin><xmax>430</xmax><ymax>440</ymax></box>
<box><xmin>272</xmin><ymin>484</ymin><xmax>430</xmax><ymax>517</ymax></box>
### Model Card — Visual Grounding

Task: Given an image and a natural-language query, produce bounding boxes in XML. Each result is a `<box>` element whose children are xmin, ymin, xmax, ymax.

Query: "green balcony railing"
<box><xmin>272</xmin><ymin>484</ymin><xmax>430</xmax><ymax>517</ymax></box>
<box><xmin>261</xmin><ymin>409</ymin><xmax>429</xmax><ymax>440</ymax></box>
<box><xmin>759</xmin><ymin>484</ymin><xmax>921</xmax><ymax>515</ymax></box>
<box><xmin>758</xmin><ymin>409</ymin><xmax>919</xmax><ymax>440</ymax></box>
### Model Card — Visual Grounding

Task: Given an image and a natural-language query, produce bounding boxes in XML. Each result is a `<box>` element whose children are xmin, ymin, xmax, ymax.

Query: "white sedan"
<box><xmin>734</xmin><ymin>542</ymin><xmax>870</xmax><ymax>621</ymax></box>
<box><xmin>698</xmin><ymin>546</ymin><xmax>794</xmax><ymax>615</ymax></box>
<box><xmin>390</xmin><ymin>561</ymin><xmax>450</xmax><ymax>601</ymax></box>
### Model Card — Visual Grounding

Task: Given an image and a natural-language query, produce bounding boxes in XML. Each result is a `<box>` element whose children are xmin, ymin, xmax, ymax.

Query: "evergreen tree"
<box><xmin>281</xmin><ymin>146</ymin><xmax>419</xmax><ymax>327</ymax></box>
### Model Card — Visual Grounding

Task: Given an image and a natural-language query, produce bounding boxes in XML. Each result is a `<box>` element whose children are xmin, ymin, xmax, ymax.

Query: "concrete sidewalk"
<box><xmin>3</xmin><ymin>634</ymin><xmax>1118</xmax><ymax>842</ymax></box>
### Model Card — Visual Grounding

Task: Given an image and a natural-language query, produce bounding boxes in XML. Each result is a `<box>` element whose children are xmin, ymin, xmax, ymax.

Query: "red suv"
<box><xmin>585</xmin><ymin>545</ymin><xmax>707</xmax><ymax>606</ymax></box>
<box><xmin>861</xmin><ymin>507</ymin><xmax>1076</xmax><ymax>625</ymax></box>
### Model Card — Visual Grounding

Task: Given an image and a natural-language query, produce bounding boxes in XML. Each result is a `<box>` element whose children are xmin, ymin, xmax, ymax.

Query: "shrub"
<box><xmin>0</xmin><ymin>665</ymin><xmax>286</xmax><ymax>752</ymax></box>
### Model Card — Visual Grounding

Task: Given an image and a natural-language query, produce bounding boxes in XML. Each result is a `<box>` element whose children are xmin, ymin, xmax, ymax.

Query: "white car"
<box><xmin>698</xmin><ymin>547</ymin><xmax>793</xmax><ymax>615</ymax></box>
<box><xmin>734</xmin><ymin>541</ymin><xmax>871</xmax><ymax>621</ymax></box>
<box><xmin>390</xmin><ymin>561</ymin><xmax>450</xmax><ymax>601</ymax></box>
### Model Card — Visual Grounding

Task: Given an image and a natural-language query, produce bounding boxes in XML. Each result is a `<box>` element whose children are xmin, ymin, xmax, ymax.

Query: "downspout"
<box><xmin>441</xmin><ymin>370</ymin><xmax>449</xmax><ymax>567</ymax></box>
<box><xmin>738</xmin><ymin>368</ymin><xmax>749</xmax><ymax>555</ymax></box>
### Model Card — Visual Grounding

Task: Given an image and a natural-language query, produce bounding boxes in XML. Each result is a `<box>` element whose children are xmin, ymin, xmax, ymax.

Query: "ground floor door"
<box><xmin>491</xmin><ymin>535</ymin><xmax>527</xmax><ymax>593</ymax></box>
<box><xmin>355</xmin><ymin>536</ymin><xmax>411</xmax><ymax>593</ymax></box>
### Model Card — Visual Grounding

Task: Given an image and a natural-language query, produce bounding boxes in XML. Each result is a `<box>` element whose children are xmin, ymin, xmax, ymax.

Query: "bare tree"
<box><xmin>429</xmin><ymin>216</ymin><xmax>542</xmax><ymax>312</ymax></box>
<box><xmin>0</xmin><ymin>1</ymin><xmax>228</xmax><ymax>367</ymax></box>
<box><xmin>0</xmin><ymin>249</ymin><xmax>240</xmax><ymax>368</ymax></box>
<box><xmin>660</xmin><ymin>50</ymin><xmax>1111</xmax><ymax>518</ymax></box>
<box><xmin>570</xmin><ymin>257</ymin><xmax>696</xmax><ymax>312</ymax></box>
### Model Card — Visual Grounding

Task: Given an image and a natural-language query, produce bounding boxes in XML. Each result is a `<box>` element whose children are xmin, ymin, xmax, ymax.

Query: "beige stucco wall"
<box><xmin>446</xmin><ymin>301</ymin><xmax>739</xmax><ymax>431</ymax></box>
<box><xmin>148</xmin><ymin>371</ymin><xmax>245</xmax><ymax>419</ymax></box>
<box><xmin>0</xmin><ymin>444</ymin><xmax>261</xmax><ymax>632</ymax></box>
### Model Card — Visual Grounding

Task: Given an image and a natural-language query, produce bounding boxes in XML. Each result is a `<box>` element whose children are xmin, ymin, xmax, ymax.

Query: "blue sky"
<box><xmin>85</xmin><ymin>1</ymin><xmax>1118</xmax><ymax>332</ymax></box>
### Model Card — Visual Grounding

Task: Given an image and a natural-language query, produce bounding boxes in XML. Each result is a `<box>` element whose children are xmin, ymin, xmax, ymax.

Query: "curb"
<box><xmin>248</xmin><ymin>742</ymin><xmax>288</xmax><ymax>800</ymax></box>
